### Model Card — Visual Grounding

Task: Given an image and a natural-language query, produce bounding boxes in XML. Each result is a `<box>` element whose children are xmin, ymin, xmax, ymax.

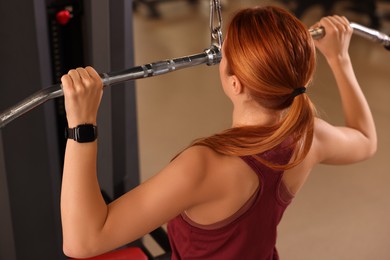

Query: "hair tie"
<box><xmin>291</xmin><ymin>87</ymin><xmax>306</xmax><ymax>98</ymax></box>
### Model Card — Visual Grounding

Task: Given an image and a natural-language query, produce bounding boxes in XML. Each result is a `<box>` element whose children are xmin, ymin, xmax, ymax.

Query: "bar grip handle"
<box><xmin>0</xmin><ymin>46</ymin><xmax>221</xmax><ymax>129</ymax></box>
<box><xmin>309</xmin><ymin>22</ymin><xmax>390</xmax><ymax>50</ymax></box>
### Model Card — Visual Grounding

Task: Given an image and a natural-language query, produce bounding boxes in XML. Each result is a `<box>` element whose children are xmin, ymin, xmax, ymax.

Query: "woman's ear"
<box><xmin>230</xmin><ymin>75</ymin><xmax>243</xmax><ymax>95</ymax></box>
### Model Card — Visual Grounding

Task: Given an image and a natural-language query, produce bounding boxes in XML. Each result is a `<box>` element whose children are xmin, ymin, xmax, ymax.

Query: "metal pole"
<box><xmin>0</xmin><ymin>45</ymin><xmax>221</xmax><ymax>129</ymax></box>
<box><xmin>2</xmin><ymin>20</ymin><xmax>389</xmax><ymax>129</ymax></box>
<box><xmin>309</xmin><ymin>22</ymin><xmax>390</xmax><ymax>50</ymax></box>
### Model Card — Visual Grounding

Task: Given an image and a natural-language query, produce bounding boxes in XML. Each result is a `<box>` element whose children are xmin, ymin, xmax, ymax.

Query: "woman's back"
<box><xmin>59</xmin><ymin>5</ymin><xmax>376</xmax><ymax>260</ymax></box>
<box><xmin>168</xmin><ymin>141</ymin><xmax>295</xmax><ymax>259</ymax></box>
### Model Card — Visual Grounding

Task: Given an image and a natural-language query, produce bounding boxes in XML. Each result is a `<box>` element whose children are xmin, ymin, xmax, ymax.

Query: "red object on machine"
<box><xmin>56</xmin><ymin>9</ymin><xmax>72</xmax><ymax>25</ymax></box>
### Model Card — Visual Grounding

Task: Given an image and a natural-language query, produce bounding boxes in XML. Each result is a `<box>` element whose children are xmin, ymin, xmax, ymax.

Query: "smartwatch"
<box><xmin>65</xmin><ymin>124</ymin><xmax>98</xmax><ymax>143</ymax></box>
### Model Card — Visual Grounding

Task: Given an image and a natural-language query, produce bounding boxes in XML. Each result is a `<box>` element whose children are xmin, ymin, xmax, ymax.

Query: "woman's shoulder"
<box><xmin>310</xmin><ymin>116</ymin><xmax>375</xmax><ymax>164</ymax></box>
<box><xmin>170</xmin><ymin>145</ymin><xmax>220</xmax><ymax>177</ymax></box>
<box><xmin>176</xmin><ymin>145</ymin><xmax>229</xmax><ymax>173</ymax></box>
<box><xmin>176</xmin><ymin>145</ymin><xmax>252</xmax><ymax>185</ymax></box>
<box><xmin>177</xmin><ymin>145</ymin><xmax>260</xmax><ymax>222</ymax></box>
<box><xmin>181</xmin><ymin>145</ymin><xmax>218</xmax><ymax>156</ymax></box>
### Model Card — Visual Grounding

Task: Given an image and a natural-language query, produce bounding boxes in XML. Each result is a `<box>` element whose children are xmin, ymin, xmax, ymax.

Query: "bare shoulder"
<box><xmin>172</xmin><ymin>145</ymin><xmax>235</xmax><ymax>186</ymax></box>
<box><xmin>313</xmin><ymin>117</ymin><xmax>334</xmax><ymax>140</ymax></box>
<box><xmin>178</xmin><ymin>146</ymin><xmax>259</xmax><ymax>225</ymax></box>
<box><xmin>308</xmin><ymin>117</ymin><xmax>338</xmax><ymax>164</ymax></box>
<box><xmin>172</xmin><ymin>145</ymin><xmax>220</xmax><ymax>175</ymax></box>
<box><xmin>177</xmin><ymin>145</ymin><xmax>250</xmax><ymax>175</ymax></box>
<box><xmin>292</xmin><ymin>117</ymin><xmax>339</xmax><ymax>170</ymax></box>
<box><xmin>284</xmin><ymin>116</ymin><xmax>373</xmax><ymax>194</ymax></box>
<box><xmin>178</xmin><ymin>145</ymin><xmax>220</xmax><ymax>161</ymax></box>
<box><xmin>281</xmin><ymin>118</ymin><xmax>333</xmax><ymax>194</ymax></box>
<box><xmin>176</xmin><ymin>145</ymin><xmax>257</xmax><ymax>200</ymax></box>
<box><xmin>167</xmin><ymin>145</ymin><xmax>224</xmax><ymax>192</ymax></box>
<box><xmin>311</xmin><ymin>117</ymin><xmax>376</xmax><ymax>165</ymax></box>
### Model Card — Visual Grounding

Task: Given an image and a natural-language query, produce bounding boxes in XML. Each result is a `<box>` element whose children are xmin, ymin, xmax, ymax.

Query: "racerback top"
<box><xmin>167</xmin><ymin>142</ymin><xmax>294</xmax><ymax>259</ymax></box>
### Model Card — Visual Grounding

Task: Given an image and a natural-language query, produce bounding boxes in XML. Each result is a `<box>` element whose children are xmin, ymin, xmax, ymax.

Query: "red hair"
<box><xmin>192</xmin><ymin>6</ymin><xmax>317</xmax><ymax>169</ymax></box>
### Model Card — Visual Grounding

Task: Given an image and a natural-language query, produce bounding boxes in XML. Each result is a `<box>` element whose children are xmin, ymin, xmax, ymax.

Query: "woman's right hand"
<box><xmin>61</xmin><ymin>66</ymin><xmax>103</xmax><ymax>128</ymax></box>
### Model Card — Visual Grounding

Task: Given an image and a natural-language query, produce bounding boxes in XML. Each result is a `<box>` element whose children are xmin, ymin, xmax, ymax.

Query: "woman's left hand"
<box><xmin>61</xmin><ymin>66</ymin><xmax>103</xmax><ymax>128</ymax></box>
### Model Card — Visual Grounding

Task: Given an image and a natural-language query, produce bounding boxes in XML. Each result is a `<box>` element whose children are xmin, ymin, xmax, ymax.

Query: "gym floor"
<box><xmin>133</xmin><ymin>0</ymin><xmax>390</xmax><ymax>259</ymax></box>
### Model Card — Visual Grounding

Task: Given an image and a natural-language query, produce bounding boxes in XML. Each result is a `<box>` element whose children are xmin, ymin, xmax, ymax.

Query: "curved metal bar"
<box><xmin>2</xmin><ymin>20</ymin><xmax>388</xmax><ymax>129</ymax></box>
<box><xmin>103</xmin><ymin>45</ymin><xmax>221</xmax><ymax>86</ymax></box>
<box><xmin>0</xmin><ymin>85</ymin><xmax>63</xmax><ymax>128</ymax></box>
<box><xmin>309</xmin><ymin>22</ymin><xmax>390</xmax><ymax>50</ymax></box>
<box><xmin>0</xmin><ymin>45</ymin><xmax>221</xmax><ymax>129</ymax></box>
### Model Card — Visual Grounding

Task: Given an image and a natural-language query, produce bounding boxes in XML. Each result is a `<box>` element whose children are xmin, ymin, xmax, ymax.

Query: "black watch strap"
<box><xmin>65</xmin><ymin>124</ymin><xmax>98</xmax><ymax>143</ymax></box>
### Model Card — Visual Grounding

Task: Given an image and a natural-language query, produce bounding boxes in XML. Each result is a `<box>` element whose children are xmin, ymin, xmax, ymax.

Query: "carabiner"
<box><xmin>209</xmin><ymin>0</ymin><xmax>223</xmax><ymax>48</ymax></box>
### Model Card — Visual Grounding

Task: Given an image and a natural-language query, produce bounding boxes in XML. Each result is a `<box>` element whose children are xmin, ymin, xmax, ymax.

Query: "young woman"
<box><xmin>60</xmin><ymin>6</ymin><xmax>376</xmax><ymax>259</ymax></box>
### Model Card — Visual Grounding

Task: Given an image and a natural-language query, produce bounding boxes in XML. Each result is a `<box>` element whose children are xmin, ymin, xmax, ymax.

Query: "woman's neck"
<box><xmin>232</xmin><ymin>102</ymin><xmax>281</xmax><ymax>128</ymax></box>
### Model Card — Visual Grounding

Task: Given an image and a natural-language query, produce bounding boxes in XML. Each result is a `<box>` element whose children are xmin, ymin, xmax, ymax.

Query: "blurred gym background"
<box><xmin>0</xmin><ymin>0</ymin><xmax>389</xmax><ymax>259</ymax></box>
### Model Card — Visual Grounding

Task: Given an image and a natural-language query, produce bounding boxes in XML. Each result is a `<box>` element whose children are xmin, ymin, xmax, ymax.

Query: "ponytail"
<box><xmin>190</xmin><ymin>93</ymin><xmax>315</xmax><ymax>170</ymax></box>
<box><xmin>187</xmin><ymin>6</ymin><xmax>317</xmax><ymax>169</ymax></box>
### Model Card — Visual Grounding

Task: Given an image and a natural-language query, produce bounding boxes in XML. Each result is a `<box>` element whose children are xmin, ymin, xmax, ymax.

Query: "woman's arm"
<box><xmin>60</xmin><ymin>67</ymin><xmax>106</xmax><ymax>257</ymax></box>
<box><xmin>311</xmin><ymin>16</ymin><xmax>377</xmax><ymax>164</ymax></box>
<box><xmin>60</xmin><ymin>67</ymin><xmax>212</xmax><ymax>258</ymax></box>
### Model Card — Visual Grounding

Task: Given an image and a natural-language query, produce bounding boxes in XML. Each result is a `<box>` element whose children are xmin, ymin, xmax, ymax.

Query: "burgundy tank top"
<box><xmin>167</xmin><ymin>143</ymin><xmax>294</xmax><ymax>259</ymax></box>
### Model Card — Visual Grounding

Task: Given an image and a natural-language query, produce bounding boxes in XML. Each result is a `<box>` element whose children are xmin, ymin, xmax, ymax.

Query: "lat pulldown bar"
<box><xmin>1</xmin><ymin>9</ymin><xmax>389</xmax><ymax>128</ymax></box>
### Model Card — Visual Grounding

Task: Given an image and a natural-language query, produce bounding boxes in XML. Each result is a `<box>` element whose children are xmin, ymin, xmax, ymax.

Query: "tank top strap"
<box><xmin>240</xmin><ymin>141</ymin><xmax>295</xmax><ymax>204</ymax></box>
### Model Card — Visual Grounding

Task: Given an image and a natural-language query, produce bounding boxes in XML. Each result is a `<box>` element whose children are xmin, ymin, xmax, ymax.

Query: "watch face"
<box><xmin>75</xmin><ymin>125</ymin><xmax>97</xmax><ymax>143</ymax></box>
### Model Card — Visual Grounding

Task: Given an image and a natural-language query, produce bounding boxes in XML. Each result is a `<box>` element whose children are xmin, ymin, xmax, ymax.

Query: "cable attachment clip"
<box><xmin>210</xmin><ymin>0</ymin><xmax>223</xmax><ymax>49</ymax></box>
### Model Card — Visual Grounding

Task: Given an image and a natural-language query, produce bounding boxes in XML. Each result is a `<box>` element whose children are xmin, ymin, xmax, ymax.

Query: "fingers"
<box><xmin>312</xmin><ymin>15</ymin><xmax>353</xmax><ymax>60</ymax></box>
<box><xmin>330</xmin><ymin>15</ymin><xmax>351</xmax><ymax>34</ymax></box>
<box><xmin>76</xmin><ymin>67</ymin><xmax>90</xmax><ymax>82</ymax></box>
<box><xmin>61</xmin><ymin>74</ymin><xmax>73</xmax><ymax>90</ymax></box>
<box><xmin>339</xmin><ymin>16</ymin><xmax>353</xmax><ymax>35</ymax></box>
<box><xmin>85</xmin><ymin>66</ymin><xmax>101</xmax><ymax>82</ymax></box>
<box><xmin>61</xmin><ymin>66</ymin><xmax>103</xmax><ymax>127</ymax></box>
<box><xmin>70</xmin><ymin>68</ymin><xmax>92</xmax><ymax>88</ymax></box>
<box><xmin>318</xmin><ymin>15</ymin><xmax>351</xmax><ymax>36</ymax></box>
<box><xmin>61</xmin><ymin>67</ymin><xmax>102</xmax><ymax>93</ymax></box>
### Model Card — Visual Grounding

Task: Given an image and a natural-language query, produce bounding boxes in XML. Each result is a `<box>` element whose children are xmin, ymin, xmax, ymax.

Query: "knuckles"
<box><xmin>62</xmin><ymin>67</ymin><xmax>102</xmax><ymax>98</ymax></box>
